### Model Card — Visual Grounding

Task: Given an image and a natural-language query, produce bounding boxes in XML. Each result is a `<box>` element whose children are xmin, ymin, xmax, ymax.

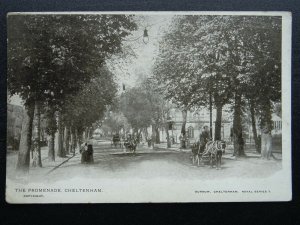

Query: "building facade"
<box><xmin>157</xmin><ymin>107</ymin><xmax>232</xmax><ymax>144</ymax></box>
<box><xmin>7</xmin><ymin>104</ymin><xmax>24</xmax><ymax>150</ymax></box>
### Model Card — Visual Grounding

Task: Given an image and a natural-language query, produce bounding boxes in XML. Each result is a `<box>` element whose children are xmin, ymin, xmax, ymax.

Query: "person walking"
<box><xmin>80</xmin><ymin>142</ymin><xmax>88</xmax><ymax>164</ymax></box>
<box><xmin>199</xmin><ymin>125</ymin><xmax>211</xmax><ymax>153</ymax></box>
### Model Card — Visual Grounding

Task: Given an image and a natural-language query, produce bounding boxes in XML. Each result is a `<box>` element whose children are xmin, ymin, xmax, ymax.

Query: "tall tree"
<box><xmin>120</xmin><ymin>87</ymin><xmax>153</xmax><ymax>134</ymax></box>
<box><xmin>154</xmin><ymin>15</ymin><xmax>281</xmax><ymax>156</ymax></box>
<box><xmin>237</xmin><ymin>16</ymin><xmax>281</xmax><ymax>157</ymax></box>
<box><xmin>62</xmin><ymin>67</ymin><xmax>118</xmax><ymax>143</ymax></box>
<box><xmin>141</xmin><ymin>77</ymin><xmax>172</xmax><ymax>146</ymax></box>
<box><xmin>8</xmin><ymin>14</ymin><xmax>137</xmax><ymax>171</ymax></box>
<box><xmin>45</xmin><ymin>107</ymin><xmax>57</xmax><ymax>161</ymax></box>
<box><xmin>102</xmin><ymin>111</ymin><xmax>129</xmax><ymax>134</ymax></box>
<box><xmin>16</xmin><ymin>103</ymin><xmax>35</xmax><ymax>172</ymax></box>
<box><xmin>154</xmin><ymin>16</ymin><xmax>233</xmax><ymax>142</ymax></box>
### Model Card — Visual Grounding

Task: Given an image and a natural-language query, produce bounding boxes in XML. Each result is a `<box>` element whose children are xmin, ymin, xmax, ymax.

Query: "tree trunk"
<box><xmin>64</xmin><ymin>126</ymin><xmax>70</xmax><ymax>155</ymax></box>
<box><xmin>16</xmin><ymin>103</ymin><xmax>35</xmax><ymax>173</ymax></box>
<box><xmin>209</xmin><ymin>92</ymin><xmax>213</xmax><ymax>138</ymax></box>
<box><xmin>155</xmin><ymin>126</ymin><xmax>160</xmax><ymax>144</ymax></box>
<box><xmin>83</xmin><ymin>128</ymin><xmax>86</xmax><ymax>140</ymax></box>
<box><xmin>137</xmin><ymin>129</ymin><xmax>142</xmax><ymax>141</ymax></box>
<box><xmin>90</xmin><ymin>128</ymin><xmax>93</xmax><ymax>139</ymax></box>
<box><xmin>48</xmin><ymin>133</ymin><xmax>55</xmax><ymax>161</ymax></box>
<box><xmin>214</xmin><ymin>104</ymin><xmax>223</xmax><ymax>141</ymax></box>
<box><xmin>144</xmin><ymin>127</ymin><xmax>148</xmax><ymax>140</ymax></box>
<box><xmin>71</xmin><ymin>126</ymin><xmax>77</xmax><ymax>154</ymax></box>
<box><xmin>77</xmin><ymin>129</ymin><xmax>83</xmax><ymax>149</ymax></box>
<box><xmin>249</xmin><ymin>98</ymin><xmax>260</xmax><ymax>153</ymax></box>
<box><xmin>62</xmin><ymin>126</ymin><xmax>64</xmax><ymax>149</ymax></box>
<box><xmin>34</xmin><ymin>102</ymin><xmax>42</xmax><ymax>167</ymax></box>
<box><xmin>233</xmin><ymin>92</ymin><xmax>245</xmax><ymax>156</ymax></box>
<box><xmin>88</xmin><ymin>128</ymin><xmax>92</xmax><ymax>140</ymax></box>
<box><xmin>70</xmin><ymin>127</ymin><xmax>74</xmax><ymax>153</ymax></box>
<box><xmin>181</xmin><ymin>109</ymin><xmax>187</xmax><ymax>136</ymax></box>
<box><xmin>84</xmin><ymin>127</ymin><xmax>89</xmax><ymax>140</ymax></box>
<box><xmin>166</xmin><ymin>124</ymin><xmax>171</xmax><ymax>148</ymax></box>
<box><xmin>151</xmin><ymin>124</ymin><xmax>155</xmax><ymax>148</ymax></box>
<box><xmin>261</xmin><ymin>131</ymin><xmax>272</xmax><ymax>159</ymax></box>
<box><xmin>181</xmin><ymin>109</ymin><xmax>187</xmax><ymax>149</ymax></box>
<box><xmin>57</xmin><ymin>113</ymin><xmax>65</xmax><ymax>157</ymax></box>
<box><xmin>40</xmin><ymin>127</ymin><xmax>45</xmax><ymax>142</ymax></box>
<box><xmin>74</xmin><ymin>128</ymin><xmax>78</xmax><ymax>152</ymax></box>
<box><xmin>260</xmin><ymin>99</ymin><xmax>273</xmax><ymax>159</ymax></box>
<box><xmin>47</xmin><ymin>109</ymin><xmax>56</xmax><ymax>161</ymax></box>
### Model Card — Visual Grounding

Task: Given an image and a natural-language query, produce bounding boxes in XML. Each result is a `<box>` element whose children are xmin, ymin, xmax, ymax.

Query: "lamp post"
<box><xmin>166</xmin><ymin>117</ymin><xmax>173</xmax><ymax>148</ymax></box>
<box><xmin>209</xmin><ymin>91</ymin><xmax>213</xmax><ymax>139</ymax></box>
<box><xmin>143</xmin><ymin>28</ymin><xmax>149</xmax><ymax>44</ymax></box>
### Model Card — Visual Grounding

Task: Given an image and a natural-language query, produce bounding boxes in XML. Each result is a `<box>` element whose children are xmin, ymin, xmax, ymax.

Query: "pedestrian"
<box><xmin>86</xmin><ymin>140</ymin><xmax>94</xmax><ymax>163</ymax></box>
<box><xmin>80</xmin><ymin>142</ymin><xmax>88</xmax><ymax>164</ymax></box>
<box><xmin>179</xmin><ymin>133</ymin><xmax>185</xmax><ymax>148</ymax></box>
<box><xmin>199</xmin><ymin>125</ymin><xmax>211</xmax><ymax>153</ymax></box>
<box><xmin>146</xmin><ymin>136</ymin><xmax>152</xmax><ymax>147</ymax></box>
<box><xmin>32</xmin><ymin>138</ymin><xmax>39</xmax><ymax>167</ymax></box>
<box><xmin>124</xmin><ymin>134</ymin><xmax>132</xmax><ymax>151</ymax></box>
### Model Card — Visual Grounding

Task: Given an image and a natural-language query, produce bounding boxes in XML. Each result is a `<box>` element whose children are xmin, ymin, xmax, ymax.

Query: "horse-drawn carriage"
<box><xmin>123</xmin><ymin>138</ymin><xmax>138</xmax><ymax>153</ymax></box>
<box><xmin>191</xmin><ymin>141</ymin><xmax>209</xmax><ymax>163</ymax></box>
<box><xmin>111</xmin><ymin>134</ymin><xmax>122</xmax><ymax>148</ymax></box>
<box><xmin>122</xmin><ymin>134</ymin><xmax>139</xmax><ymax>153</ymax></box>
<box><xmin>191</xmin><ymin>140</ymin><xmax>226</xmax><ymax>169</ymax></box>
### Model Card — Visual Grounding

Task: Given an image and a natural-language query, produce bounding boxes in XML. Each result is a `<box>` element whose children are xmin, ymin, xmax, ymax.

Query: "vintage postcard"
<box><xmin>6</xmin><ymin>11</ymin><xmax>291</xmax><ymax>203</ymax></box>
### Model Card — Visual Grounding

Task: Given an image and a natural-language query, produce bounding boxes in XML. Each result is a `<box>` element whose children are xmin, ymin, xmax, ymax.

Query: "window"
<box><xmin>279</xmin><ymin>121</ymin><xmax>282</xmax><ymax>129</ymax></box>
<box><xmin>188</xmin><ymin>126</ymin><xmax>194</xmax><ymax>138</ymax></box>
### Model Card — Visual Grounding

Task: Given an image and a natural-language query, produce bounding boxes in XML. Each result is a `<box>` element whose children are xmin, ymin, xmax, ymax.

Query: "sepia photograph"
<box><xmin>6</xmin><ymin>11</ymin><xmax>291</xmax><ymax>203</ymax></box>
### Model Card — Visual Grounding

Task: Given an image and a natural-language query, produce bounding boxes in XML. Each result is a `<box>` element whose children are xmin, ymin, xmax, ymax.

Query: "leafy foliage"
<box><xmin>102</xmin><ymin>110</ymin><xmax>129</xmax><ymax>133</ymax></box>
<box><xmin>120</xmin><ymin>87</ymin><xmax>153</xmax><ymax>131</ymax></box>
<box><xmin>62</xmin><ymin>67</ymin><xmax>117</xmax><ymax>130</ymax></box>
<box><xmin>7</xmin><ymin>14</ymin><xmax>137</xmax><ymax>109</ymax></box>
<box><xmin>154</xmin><ymin>15</ymin><xmax>281</xmax><ymax>129</ymax></box>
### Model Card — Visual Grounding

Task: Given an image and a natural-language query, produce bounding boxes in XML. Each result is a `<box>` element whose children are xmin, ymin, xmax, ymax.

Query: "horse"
<box><xmin>112</xmin><ymin>134</ymin><xmax>121</xmax><ymax>148</ymax></box>
<box><xmin>191</xmin><ymin>140</ymin><xmax>209</xmax><ymax>166</ymax></box>
<box><xmin>124</xmin><ymin>137</ymin><xmax>138</xmax><ymax>153</ymax></box>
<box><xmin>202</xmin><ymin>140</ymin><xmax>226</xmax><ymax>169</ymax></box>
<box><xmin>191</xmin><ymin>141</ymin><xmax>200</xmax><ymax>165</ymax></box>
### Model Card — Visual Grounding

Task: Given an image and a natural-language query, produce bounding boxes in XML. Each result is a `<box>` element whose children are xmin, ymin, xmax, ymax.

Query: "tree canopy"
<box><xmin>7</xmin><ymin>14</ymin><xmax>137</xmax><ymax>109</ymax></box>
<box><xmin>154</xmin><ymin>15</ymin><xmax>281</xmax><ymax>124</ymax></box>
<box><xmin>62</xmin><ymin>66</ymin><xmax>117</xmax><ymax>131</ymax></box>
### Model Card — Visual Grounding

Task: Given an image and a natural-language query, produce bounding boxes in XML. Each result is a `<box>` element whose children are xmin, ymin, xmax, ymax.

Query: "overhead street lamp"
<box><xmin>143</xmin><ymin>28</ymin><xmax>149</xmax><ymax>44</ymax></box>
<box><xmin>209</xmin><ymin>91</ymin><xmax>213</xmax><ymax>139</ymax></box>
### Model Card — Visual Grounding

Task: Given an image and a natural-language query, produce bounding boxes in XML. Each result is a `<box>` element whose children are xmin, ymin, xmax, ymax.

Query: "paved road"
<box><xmin>44</xmin><ymin>141</ymin><xmax>282</xmax><ymax>183</ymax></box>
<box><xmin>6</xmin><ymin>140</ymin><xmax>282</xmax><ymax>184</ymax></box>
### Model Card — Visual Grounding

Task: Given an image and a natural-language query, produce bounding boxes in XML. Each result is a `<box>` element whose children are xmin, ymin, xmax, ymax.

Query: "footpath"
<box><xmin>6</xmin><ymin>146</ymin><xmax>82</xmax><ymax>179</ymax></box>
<box><xmin>149</xmin><ymin>142</ymin><xmax>282</xmax><ymax>160</ymax></box>
<box><xmin>6</xmin><ymin>140</ymin><xmax>282</xmax><ymax>179</ymax></box>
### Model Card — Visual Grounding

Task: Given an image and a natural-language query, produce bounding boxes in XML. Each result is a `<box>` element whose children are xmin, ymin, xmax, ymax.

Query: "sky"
<box><xmin>8</xmin><ymin>94</ymin><xmax>23</xmax><ymax>106</ymax></box>
<box><xmin>106</xmin><ymin>14</ymin><xmax>173</xmax><ymax>93</ymax></box>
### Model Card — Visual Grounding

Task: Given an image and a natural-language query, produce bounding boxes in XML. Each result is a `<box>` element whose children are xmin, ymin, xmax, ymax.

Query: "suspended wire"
<box><xmin>122</xmin><ymin>18</ymin><xmax>171</xmax><ymax>42</ymax></box>
<box><xmin>122</xmin><ymin>34</ymin><xmax>143</xmax><ymax>42</ymax></box>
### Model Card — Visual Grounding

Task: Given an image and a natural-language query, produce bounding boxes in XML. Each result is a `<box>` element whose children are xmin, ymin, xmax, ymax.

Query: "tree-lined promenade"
<box><xmin>105</xmin><ymin>16</ymin><xmax>281</xmax><ymax>159</ymax></box>
<box><xmin>8</xmin><ymin>14</ymin><xmax>137</xmax><ymax>172</ymax></box>
<box><xmin>8</xmin><ymin>14</ymin><xmax>282</xmax><ymax>175</ymax></box>
<box><xmin>153</xmin><ymin>15</ymin><xmax>281</xmax><ymax>157</ymax></box>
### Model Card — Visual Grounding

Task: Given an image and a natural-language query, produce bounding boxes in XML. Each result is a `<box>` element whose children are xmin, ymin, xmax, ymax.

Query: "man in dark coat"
<box><xmin>199</xmin><ymin>125</ymin><xmax>211</xmax><ymax>153</ymax></box>
<box><xmin>80</xmin><ymin>143</ymin><xmax>88</xmax><ymax>164</ymax></box>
